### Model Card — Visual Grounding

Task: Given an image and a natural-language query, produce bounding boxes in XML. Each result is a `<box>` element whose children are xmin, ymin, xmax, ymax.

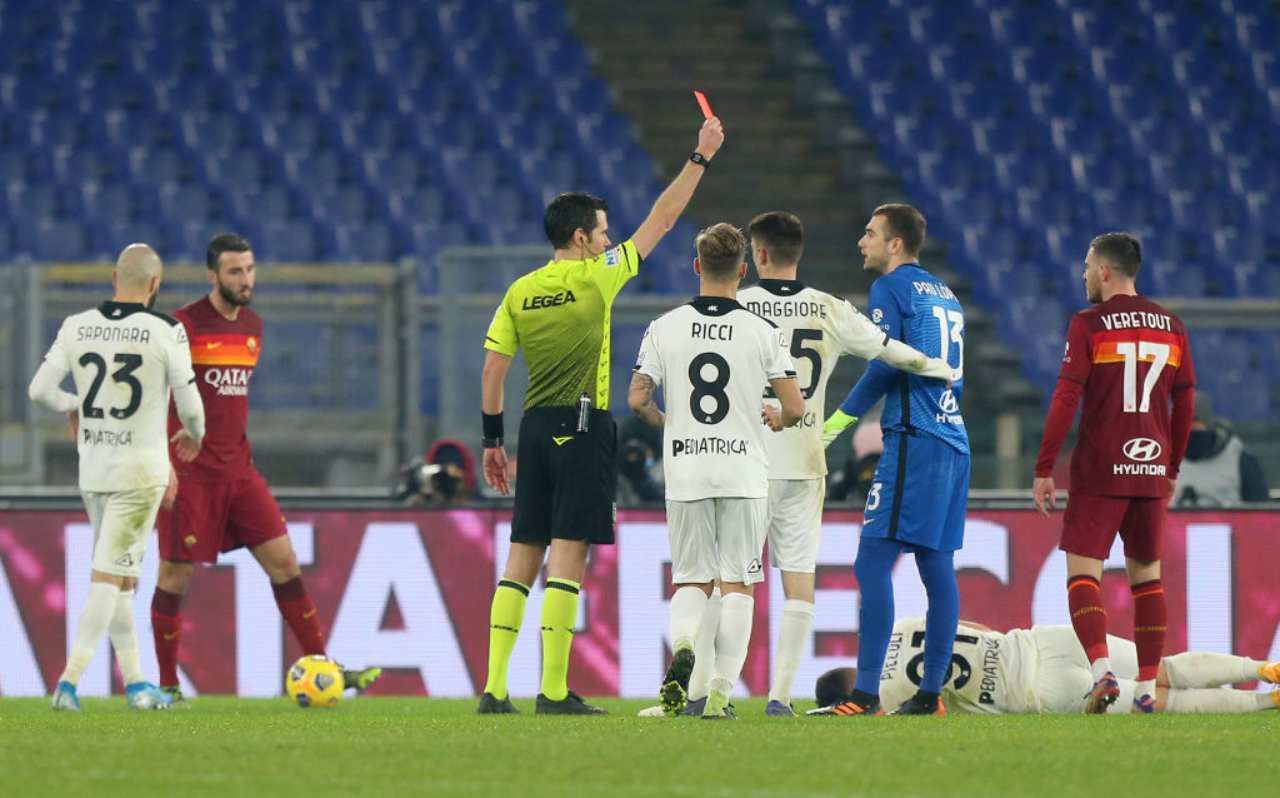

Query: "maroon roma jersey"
<box><xmin>1040</xmin><ymin>294</ymin><xmax>1196</xmax><ymax>497</ymax></box>
<box><xmin>167</xmin><ymin>296</ymin><xmax>263</xmax><ymax>481</ymax></box>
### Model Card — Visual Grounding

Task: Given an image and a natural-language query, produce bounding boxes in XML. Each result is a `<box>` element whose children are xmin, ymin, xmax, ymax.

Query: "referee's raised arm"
<box><xmin>630</xmin><ymin>116</ymin><xmax>724</xmax><ymax>259</ymax></box>
<box><xmin>475</xmin><ymin>115</ymin><xmax>725</xmax><ymax>716</ymax></box>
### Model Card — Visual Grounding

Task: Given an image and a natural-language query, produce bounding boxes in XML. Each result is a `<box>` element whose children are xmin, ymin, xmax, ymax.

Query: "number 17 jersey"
<box><xmin>633</xmin><ymin>296</ymin><xmax>795</xmax><ymax>501</ymax></box>
<box><xmin>1056</xmin><ymin>294</ymin><xmax>1195</xmax><ymax>496</ymax></box>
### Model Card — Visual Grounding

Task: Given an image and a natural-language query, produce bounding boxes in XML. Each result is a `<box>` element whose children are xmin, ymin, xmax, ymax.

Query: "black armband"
<box><xmin>482</xmin><ymin>412</ymin><xmax>504</xmax><ymax>448</ymax></box>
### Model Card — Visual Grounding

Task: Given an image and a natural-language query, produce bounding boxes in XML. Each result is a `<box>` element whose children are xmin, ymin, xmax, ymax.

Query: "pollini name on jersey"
<box><xmin>690</xmin><ymin>321</ymin><xmax>733</xmax><ymax>341</ymax></box>
<box><xmin>671</xmin><ymin>436</ymin><xmax>748</xmax><ymax>457</ymax></box>
<box><xmin>75</xmin><ymin>324</ymin><xmax>152</xmax><ymax>344</ymax></box>
<box><xmin>882</xmin><ymin>630</ymin><xmax>904</xmax><ymax>680</ymax></box>
<box><xmin>741</xmin><ymin>299</ymin><xmax>828</xmax><ymax>320</ymax></box>
<box><xmin>204</xmin><ymin>367</ymin><xmax>251</xmax><ymax>396</ymax></box>
<box><xmin>82</xmin><ymin>428</ymin><xmax>134</xmax><ymax>447</ymax></box>
<box><xmin>912</xmin><ymin>281</ymin><xmax>957</xmax><ymax>301</ymax></box>
<box><xmin>1099</xmin><ymin>310</ymin><xmax>1172</xmax><ymax>331</ymax></box>
<box><xmin>521</xmin><ymin>290</ymin><xmax>576</xmax><ymax>310</ymax></box>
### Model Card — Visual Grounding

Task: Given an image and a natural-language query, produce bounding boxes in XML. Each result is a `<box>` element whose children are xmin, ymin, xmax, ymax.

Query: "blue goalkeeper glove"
<box><xmin>821</xmin><ymin>409</ymin><xmax>858</xmax><ymax>449</ymax></box>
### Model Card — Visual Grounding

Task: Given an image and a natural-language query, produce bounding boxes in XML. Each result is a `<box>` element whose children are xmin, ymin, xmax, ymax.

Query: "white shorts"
<box><xmin>1031</xmin><ymin>626</ymin><xmax>1140</xmax><ymax>713</ymax></box>
<box><xmin>766</xmin><ymin>478</ymin><xmax>825</xmax><ymax>573</ymax></box>
<box><xmin>665</xmin><ymin>497</ymin><xmax>768</xmax><ymax>586</ymax></box>
<box><xmin>82</xmin><ymin>486</ymin><xmax>165</xmax><ymax>578</ymax></box>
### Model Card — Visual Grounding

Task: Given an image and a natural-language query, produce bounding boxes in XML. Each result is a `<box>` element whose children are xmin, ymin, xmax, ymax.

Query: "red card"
<box><xmin>693</xmin><ymin>90</ymin><xmax>714</xmax><ymax>119</ymax></box>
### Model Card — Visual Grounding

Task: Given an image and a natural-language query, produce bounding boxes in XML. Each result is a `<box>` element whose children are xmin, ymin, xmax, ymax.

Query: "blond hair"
<box><xmin>695</xmin><ymin>223</ymin><xmax>746</xmax><ymax>279</ymax></box>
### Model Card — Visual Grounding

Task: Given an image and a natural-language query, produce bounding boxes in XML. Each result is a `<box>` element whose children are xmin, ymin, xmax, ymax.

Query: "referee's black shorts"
<box><xmin>511</xmin><ymin>406</ymin><xmax>617</xmax><ymax>545</ymax></box>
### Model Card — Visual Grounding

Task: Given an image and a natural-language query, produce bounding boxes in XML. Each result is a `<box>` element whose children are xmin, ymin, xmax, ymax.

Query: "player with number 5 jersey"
<box><xmin>1033</xmin><ymin>232</ymin><xmax>1195</xmax><ymax>715</ymax></box>
<box><xmin>732</xmin><ymin>211</ymin><xmax>956</xmax><ymax>715</ymax></box>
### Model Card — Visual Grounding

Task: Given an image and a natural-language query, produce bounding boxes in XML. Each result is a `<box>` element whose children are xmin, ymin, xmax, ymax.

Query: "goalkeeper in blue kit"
<box><xmin>817</xmin><ymin>204</ymin><xmax>970</xmax><ymax>716</ymax></box>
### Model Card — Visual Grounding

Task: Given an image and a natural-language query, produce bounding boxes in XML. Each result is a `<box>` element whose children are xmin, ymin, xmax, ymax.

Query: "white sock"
<box><xmin>108</xmin><ymin>590</ymin><xmax>145</xmax><ymax>685</ymax></box>
<box><xmin>687</xmin><ymin>588</ymin><xmax>720</xmax><ymax>701</ymax></box>
<box><xmin>1090</xmin><ymin>657</ymin><xmax>1113</xmax><ymax>682</ymax></box>
<box><xmin>711</xmin><ymin>592</ymin><xmax>754</xmax><ymax>694</ymax></box>
<box><xmin>1135</xmin><ymin>679</ymin><xmax>1156</xmax><ymax>699</ymax></box>
<box><xmin>60</xmin><ymin>582</ymin><xmax>121</xmax><ymax>685</ymax></box>
<box><xmin>668</xmin><ymin>586</ymin><xmax>708</xmax><ymax>653</ymax></box>
<box><xmin>1162</xmin><ymin>652</ymin><xmax>1263</xmax><ymax>688</ymax></box>
<box><xmin>768</xmin><ymin>599</ymin><xmax>814</xmax><ymax>705</ymax></box>
<box><xmin>1163</xmin><ymin>688</ymin><xmax>1274</xmax><ymax>714</ymax></box>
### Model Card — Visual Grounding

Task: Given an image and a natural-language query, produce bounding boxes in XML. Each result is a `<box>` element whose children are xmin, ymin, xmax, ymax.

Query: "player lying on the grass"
<box><xmin>150</xmin><ymin>233</ymin><xmax>380</xmax><ymax>704</ymax></box>
<box><xmin>29</xmin><ymin>244</ymin><xmax>205</xmax><ymax>711</ymax></box>
<box><xmin>811</xmin><ymin>616</ymin><xmax>1279</xmax><ymax>715</ymax></box>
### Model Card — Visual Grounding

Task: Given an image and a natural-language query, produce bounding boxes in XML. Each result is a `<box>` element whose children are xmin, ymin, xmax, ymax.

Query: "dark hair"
<box><xmin>695</xmin><ymin>223</ymin><xmax>747</xmax><ymax>279</ymax></box>
<box><xmin>1090</xmin><ymin>231</ymin><xmax>1142</xmax><ymax>278</ymax></box>
<box><xmin>207</xmin><ymin>232</ymin><xmax>252</xmax><ymax>271</ymax></box>
<box><xmin>544</xmin><ymin>192</ymin><xmax>608</xmax><ymax>249</ymax></box>
<box><xmin>815</xmin><ymin>667</ymin><xmax>856</xmax><ymax>708</ymax></box>
<box><xmin>872</xmin><ymin>203</ymin><xmax>927</xmax><ymax>256</ymax></box>
<box><xmin>748</xmin><ymin>211</ymin><xmax>804</xmax><ymax>265</ymax></box>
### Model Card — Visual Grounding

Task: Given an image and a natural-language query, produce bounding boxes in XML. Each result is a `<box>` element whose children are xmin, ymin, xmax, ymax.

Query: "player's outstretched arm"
<box><xmin>627</xmin><ymin>372</ymin><xmax>664</xmax><ymax>428</ymax></box>
<box><xmin>878</xmin><ymin>339</ymin><xmax>959</xmax><ymax>383</ymax></box>
<box><xmin>630</xmin><ymin>117</ymin><xmax>725</xmax><ymax>260</ymax></box>
<box><xmin>481</xmin><ymin>350</ymin><xmax>514</xmax><ymax>495</ymax></box>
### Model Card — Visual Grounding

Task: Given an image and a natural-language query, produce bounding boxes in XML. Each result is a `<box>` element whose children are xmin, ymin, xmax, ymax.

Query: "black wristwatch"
<box><xmin>689</xmin><ymin>152</ymin><xmax>711</xmax><ymax>168</ymax></box>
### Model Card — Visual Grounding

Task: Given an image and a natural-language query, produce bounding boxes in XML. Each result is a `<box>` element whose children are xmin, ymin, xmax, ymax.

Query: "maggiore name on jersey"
<box><xmin>1099</xmin><ymin>311</ymin><xmax>1172</xmax><ymax>331</ymax></box>
<box><xmin>672</xmin><ymin>436</ymin><xmax>748</xmax><ymax>457</ymax></box>
<box><xmin>76</xmin><ymin>324</ymin><xmax>151</xmax><ymax>344</ymax></box>
<box><xmin>204</xmin><ymin>367</ymin><xmax>251</xmax><ymax>396</ymax></box>
<box><xmin>522</xmin><ymin>290</ymin><xmax>576</xmax><ymax>310</ymax></box>
<box><xmin>742</xmin><ymin>300</ymin><xmax>828</xmax><ymax>320</ymax></box>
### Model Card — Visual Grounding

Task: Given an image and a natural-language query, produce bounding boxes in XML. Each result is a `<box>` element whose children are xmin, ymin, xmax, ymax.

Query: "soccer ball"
<box><xmin>285</xmin><ymin>655</ymin><xmax>344</xmax><ymax>708</ymax></box>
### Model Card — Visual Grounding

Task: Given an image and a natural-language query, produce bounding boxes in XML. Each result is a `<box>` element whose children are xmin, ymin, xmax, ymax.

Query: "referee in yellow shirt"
<box><xmin>478</xmin><ymin>116</ymin><xmax>725</xmax><ymax>714</ymax></box>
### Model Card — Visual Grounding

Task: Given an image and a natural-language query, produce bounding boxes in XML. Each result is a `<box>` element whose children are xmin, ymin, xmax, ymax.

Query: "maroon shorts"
<box><xmin>157</xmin><ymin>470</ymin><xmax>288</xmax><ymax>563</ymax></box>
<box><xmin>1060</xmin><ymin>493</ymin><xmax>1167</xmax><ymax>562</ymax></box>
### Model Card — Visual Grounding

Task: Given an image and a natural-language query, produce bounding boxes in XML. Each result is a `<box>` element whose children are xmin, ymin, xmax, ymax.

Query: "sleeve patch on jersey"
<box><xmin>604</xmin><ymin>247</ymin><xmax>622</xmax><ymax>267</ymax></box>
<box><xmin>871</xmin><ymin>308</ymin><xmax>883</xmax><ymax>324</ymax></box>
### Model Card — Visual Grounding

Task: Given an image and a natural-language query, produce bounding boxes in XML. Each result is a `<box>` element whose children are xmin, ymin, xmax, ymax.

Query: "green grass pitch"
<box><xmin>0</xmin><ymin>696</ymin><xmax>1273</xmax><ymax>797</ymax></box>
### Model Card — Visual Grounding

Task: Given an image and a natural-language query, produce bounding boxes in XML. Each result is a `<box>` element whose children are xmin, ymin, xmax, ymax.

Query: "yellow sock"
<box><xmin>539</xmin><ymin>578</ymin><xmax>580</xmax><ymax>701</ymax></box>
<box><xmin>482</xmin><ymin>580</ymin><xmax>528</xmax><ymax>699</ymax></box>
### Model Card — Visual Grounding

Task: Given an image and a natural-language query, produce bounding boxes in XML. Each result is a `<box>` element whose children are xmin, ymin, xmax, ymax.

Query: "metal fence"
<box><xmin>5</xmin><ymin>250</ymin><xmax>1279</xmax><ymax>491</ymax></box>
<box><xmin>3</xmin><ymin>262</ymin><xmax>413</xmax><ymax>487</ymax></box>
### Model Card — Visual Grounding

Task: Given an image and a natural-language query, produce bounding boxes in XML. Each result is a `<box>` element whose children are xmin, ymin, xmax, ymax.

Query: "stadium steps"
<box><xmin>566</xmin><ymin>0</ymin><xmax>1044</xmax><ymax>471</ymax></box>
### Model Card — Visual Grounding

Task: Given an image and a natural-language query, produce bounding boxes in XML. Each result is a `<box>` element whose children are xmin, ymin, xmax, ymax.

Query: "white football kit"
<box><xmin>29</xmin><ymin>301</ymin><xmax>204</xmax><ymax>577</ymax></box>
<box><xmin>738</xmin><ymin>281</ymin><xmax>954</xmax><ymax>572</ymax></box>
<box><xmin>634</xmin><ymin>296</ymin><xmax>795</xmax><ymax>584</ymax></box>
<box><xmin>879</xmin><ymin>617</ymin><xmax>1144</xmax><ymax>714</ymax></box>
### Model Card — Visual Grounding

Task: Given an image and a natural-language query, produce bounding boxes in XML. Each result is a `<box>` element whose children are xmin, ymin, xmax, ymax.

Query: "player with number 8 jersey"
<box><xmin>1034</xmin><ymin>233</ymin><xmax>1195</xmax><ymax>715</ymax></box>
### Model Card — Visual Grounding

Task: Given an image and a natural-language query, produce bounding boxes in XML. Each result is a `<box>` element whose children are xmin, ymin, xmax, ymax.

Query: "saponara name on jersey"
<box><xmin>75</xmin><ymin>324</ymin><xmax>153</xmax><ymax>344</ymax></box>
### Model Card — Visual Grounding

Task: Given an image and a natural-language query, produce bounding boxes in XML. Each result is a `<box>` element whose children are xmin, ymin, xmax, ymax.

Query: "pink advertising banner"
<box><xmin>0</xmin><ymin>509</ymin><xmax>1276</xmax><ymax>697</ymax></box>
